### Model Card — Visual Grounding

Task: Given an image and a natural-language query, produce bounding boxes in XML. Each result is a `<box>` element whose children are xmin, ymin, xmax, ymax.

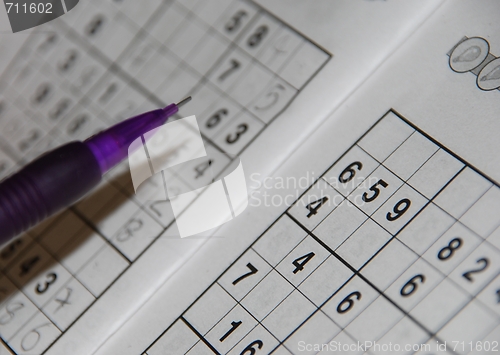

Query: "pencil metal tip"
<box><xmin>176</xmin><ymin>96</ymin><xmax>192</xmax><ymax>108</ymax></box>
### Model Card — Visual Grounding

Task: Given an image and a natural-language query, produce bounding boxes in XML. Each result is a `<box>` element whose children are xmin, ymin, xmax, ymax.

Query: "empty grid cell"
<box><xmin>95</xmin><ymin>14</ymin><xmax>138</xmax><ymax>61</ymax></box>
<box><xmin>412</xmin><ymin>338</ymin><xmax>452</xmax><ymax>355</ymax></box>
<box><xmin>0</xmin><ymin>276</ymin><xmax>17</xmax><ymax>307</ymax></box>
<box><xmin>336</xmin><ymin>218</ymin><xmax>392</xmax><ymax>270</ymax></box>
<box><xmin>410</xmin><ymin>278</ymin><xmax>469</xmax><ymax>334</ymax></box>
<box><xmin>9</xmin><ymin>311</ymin><xmax>61</xmax><ymax>354</ymax></box>
<box><xmin>385</xmin><ymin>258</ymin><xmax>444</xmax><ymax>313</ymax></box>
<box><xmin>230</xmin><ymin>62</ymin><xmax>275</xmax><ymax>107</ymax></box>
<box><xmin>372</xmin><ymin>183</ymin><xmax>428</xmax><ymax>236</ymax></box>
<box><xmin>149</xmin><ymin>2</ymin><xmax>187</xmax><ymax>45</ymax></box>
<box><xmin>285</xmin><ymin>311</ymin><xmax>341</xmax><ymax>355</ymax></box>
<box><xmin>228</xmin><ymin>324</ymin><xmax>279</xmax><ymax>355</ymax></box>
<box><xmin>313</xmin><ymin>200</ymin><xmax>367</xmax><ymax>251</ymax></box>
<box><xmin>188</xmin><ymin>31</ymin><xmax>230</xmax><ymax>77</ymax></box>
<box><xmin>136</xmin><ymin>50</ymin><xmax>179</xmax><ymax>91</ymax></box>
<box><xmin>218</xmin><ymin>249</ymin><xmax>272</xmax><ymax>301</ymax></box>
<box><xmin>272</xmin><ymin>346</ymin><xmax>294</xmax><ymax>355</ymax></box>
<box><xmin>192</xmin><ymin>0</ymin><xmax>233</xmax><ymax>27</ymax></box>
<box><xmin>373</xmin><ymin>316</ymin><xmax>429</xmax><ymax>355</ymax></box>
<box><xmin>111</xmin><ymin>0</ymin><xmax>162</xmax><ymax>28</ymax></box>
<box><xmin>448</xmin><ymin>242</ymin><xmax>500</xmax><ymax>296</ymax></box>
<box><xmin>407</xmin><ymin>149</ymin><xmax>464</xmax><ymax>199</ymax></box>
<box><xmin>241</xmin><ymin>270</ymin><xmax>293</xmax><ymax>321</ymax></box>
<box><xmin>323</xmin><ymin>331</ymin><xmax>364</xmax><ymax>355</ymax></box>
<box><xmin>322</xmin><ymin>276</ymin><xmax>379</xmax><ymax>329</ymax></box>
<box><xmin>434</xmin><ymin>167</ymin><xmax>492</xmax><ymax>220</ymax></box>
<box><xmin>487</xmin><ymin>225</ymin><xmax>500</xmax><ymax>251</ymax></box>
<box><xmin>323</xmin><ymin>145</ymin><xmax>380</xmax><ymax>197</ymax></box>
<box><xmin>57</xmin><ymin>228</ymin><xmax>106</xmax><ymax>275</ymax></box>
<box><xmin>118</xmin><ymin>36</ymin><xmax>161</xmax><ymax>76</ymax></box>
<box><xmin>185</xmin><ymin>341</ymin><xmax>213</xmax><ymax>355</ymax></box>
<box><xmin>423</xmin><ymin>222</ymin><xmax>482</xmax><ymax>276</ymax></box>
<box><xmin>184</xmin><ymin>283</ymin><xmax>236</xmax><ymax>336</ymax></box>
<box><xmin>279</xmin><ymin>40</ymin><xmax>329</xmax><ymax>90</ymax></box>
<box><xmin>262</xmin><ymin>290</ymin><xmax>316</xmax><ymax>342</ymax></box>
<box><xmin>168</xmin><ymin>19</ymin><xmax>208</xmax><ymax>61</ymax></box>
<box><xmin>437</xmin><ymin>301</ymin><xmax>498</xmax><ymax>355</ymax></box>
<box><xmin>76</xmin><ymin>244</ymin><xmax>129</xmax><ymax>297</ymax></box>
<box><xmin>205</xmin><ymin>305</ymin><xmax>257</xmax><ymax>354</ymax></box>
<box><xmin>156</xmin><ymin>68</ymin><xmax>200</xmax><ymax>105</ymax></box>
<box><xmin>276</xmin><ymin>235</ymin><xmax>330</xmax><ymax>287</ymax></box>
<box><xmin>252</xmin><ymin>215</ymin><xmax>307</xmax><ymax>266</ymax></box>
<box><xmin>249</xmin><ymin>77</ymin><xmax>297</xmax><ymax>124</ymax></box>
<box><xmin>42</xmin><ymin>278</ymin><xmax>95</xmax><ymax>332</ymax></box>
<box><xmin>75</xmin><ymin>182</ymin><xmax>122</xmax><ymax>221</ymax></box>
<box><xmin>465</xmin><ymin>326</ymin><xmax>500</xmax><ymax>354</ymax></box>
<box><xmin>288</xmin><ymin>178</ymin><xmax>344</xmax><ymax>231</ymax></box>
<box><xmin>345</xmin><ymin>296</ymin><xmax>404</xmax><ymax>344</ymax></box>
<box><xmin>361</xmin><ymin>238</ymin><xmax>418</xmax><ymax>291</ymax></box>
<box><xmin>299</xmin><ymin>256</ymin><xmax>353</xmax><ymax>307</ymax></box>
<box><xmin>213</xmin><ymin>111</ymin><xmax>265</xmax><ymax>156</ymax></box>
<box><xmin>347</xmin><ymin>165</ymin><xmax>403</xmax><ymax>216</ymax></box>
<box><xmin>357</xmin><ymin>112</ymin><xmax>414</xmax><ymax>163</ymax></box>
<box><xmin>476</xmin><ymin>274</ymin><xmax>500</xmax><ymax>317</ymax></box>
<box><xmin>148</xmin><ymin>319</ymin><xmax>199</xmax><ymax>355</ymax></box>
<box><xmin>397</xmin><ymin>203</ymin><xmax>454</xmax><ymax>255</ymax></box>
<box><xmin>383</xmin><ymin>131</ymin><xmax>439</xmax><ymax>181</ymax></box>
<box><xmin>460</xmin><ymin>186</ymin><xmax>500</xmax><ymax>238</ymax></box>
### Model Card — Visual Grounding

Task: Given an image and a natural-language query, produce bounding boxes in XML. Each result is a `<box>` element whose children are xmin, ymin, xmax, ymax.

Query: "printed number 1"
<box><xmin>220</xmin><ymin>320</ymin><xmax>241</xmax><ymax>342</ymax></box>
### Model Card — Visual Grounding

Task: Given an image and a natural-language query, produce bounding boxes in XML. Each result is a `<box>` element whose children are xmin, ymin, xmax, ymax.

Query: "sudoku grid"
<box><xmin>0</xmin><ymin>0</ymin><xmax>330</xmax><ymax>353</ymax></box>
<box><xmin>146</xmin><ymin>110</ymin><xmax>500</xmax><ymax>355</ymax></box>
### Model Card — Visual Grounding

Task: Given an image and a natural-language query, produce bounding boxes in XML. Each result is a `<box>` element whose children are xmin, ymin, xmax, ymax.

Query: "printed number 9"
<box><xmin>386</xmin><ymin>198</ymin><xmax>411</xmax><ymax>221</ymax></box>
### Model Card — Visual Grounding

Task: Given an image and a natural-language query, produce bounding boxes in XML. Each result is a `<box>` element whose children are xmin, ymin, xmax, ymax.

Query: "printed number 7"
<box><xmin>232</xmin><ymin>263</ymin><xmax>258</xmax><ymax>285</ymax></box>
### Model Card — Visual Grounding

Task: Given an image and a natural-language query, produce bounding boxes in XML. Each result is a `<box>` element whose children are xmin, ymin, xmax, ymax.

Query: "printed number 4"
<box><xmin>306</xmin><ymin>197</ymin><xmax>328</xmax><ymax>218</ymax></box>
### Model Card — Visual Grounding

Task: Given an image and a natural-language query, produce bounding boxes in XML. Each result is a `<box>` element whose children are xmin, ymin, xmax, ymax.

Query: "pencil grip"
<box><xmin>0</xmin><ymin>142</ymin><xmax>101</xmax><ymax>243</ymax></box>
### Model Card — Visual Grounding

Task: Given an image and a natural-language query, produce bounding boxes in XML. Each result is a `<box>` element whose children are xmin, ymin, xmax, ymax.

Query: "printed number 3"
<box><xmin>227</xmin><ymin>124</ymin><xmax>248</xmax><ymax>144</ymax></box>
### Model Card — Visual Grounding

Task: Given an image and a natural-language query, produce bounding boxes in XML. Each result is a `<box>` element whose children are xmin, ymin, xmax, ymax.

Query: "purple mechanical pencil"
<box><xmin>0</xmin><ymin>96</ymin><xmax>192</xmax><ymax>244</ymax></box>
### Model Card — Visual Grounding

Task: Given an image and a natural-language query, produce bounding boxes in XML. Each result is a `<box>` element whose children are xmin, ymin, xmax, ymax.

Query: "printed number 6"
<box><xmin>241</xmin><ymin>340</ymin><xmax>263</xmax><ymax>355</ymax></box>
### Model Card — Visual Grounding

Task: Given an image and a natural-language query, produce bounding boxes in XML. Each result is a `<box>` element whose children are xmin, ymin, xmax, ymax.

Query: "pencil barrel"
<box><xmin>0</xmin><ymin>142</ymin><xmax>101</xmax><ymax>244</ymax></box>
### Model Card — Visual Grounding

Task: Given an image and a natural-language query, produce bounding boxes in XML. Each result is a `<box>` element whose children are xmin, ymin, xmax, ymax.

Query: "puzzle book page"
<box><xmin>0</xmin><ymin>0</ymin><xmax>444</xmax><ymax>354</ymax></box>
<box><xmin>95</xmin><ymin>1</ymin><xmax>500</xmax><ymax>354</ymax></box>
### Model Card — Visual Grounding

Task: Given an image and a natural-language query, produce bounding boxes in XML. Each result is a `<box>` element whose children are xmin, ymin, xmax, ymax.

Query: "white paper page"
<box><xmin>96</xmin><ymin>1</ymin><xmax>500</xmax><ymax>354</ymax></box>
<box><xmin>0</xmin><ymin>0</ymin><xmax>443</xmax><ymax>354</ymax></box>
